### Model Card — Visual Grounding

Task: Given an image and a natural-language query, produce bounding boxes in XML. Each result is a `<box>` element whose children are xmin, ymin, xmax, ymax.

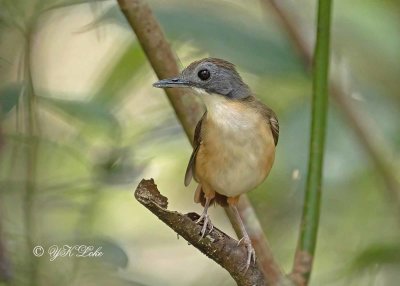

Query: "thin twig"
<box><xmin>135</xmin><ymin>179</ymin><xmax>267</xmax><ymax>286</ymax></box>
<box><xmin>116</xmin><ymin>0</ymin><xmax>284</xmax><ymax>283</ymax></box>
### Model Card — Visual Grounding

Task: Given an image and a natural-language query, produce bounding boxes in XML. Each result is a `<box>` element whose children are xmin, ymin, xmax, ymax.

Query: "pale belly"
<box><xmin>195</xmin><ymin>116</ymin><xmax>275</xmax><ymax>197</ymax></box>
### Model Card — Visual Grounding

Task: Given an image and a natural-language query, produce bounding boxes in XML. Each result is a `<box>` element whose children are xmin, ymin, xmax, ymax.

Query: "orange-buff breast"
<box><xmin>194</xmin><ymin>100</ymin><xmax>275</xmax><ymax>198</ymax></box>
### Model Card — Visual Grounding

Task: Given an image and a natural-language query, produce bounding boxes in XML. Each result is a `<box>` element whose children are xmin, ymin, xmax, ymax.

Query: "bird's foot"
<box><xmin>196</xmin><ymin>213</ymin><xmax>214</xmax><ymax>238</ymax></box>
<box><xmin>237</xmin><ymin>235</ymin><xmax>256</xmax><ymax>272</ymax></box>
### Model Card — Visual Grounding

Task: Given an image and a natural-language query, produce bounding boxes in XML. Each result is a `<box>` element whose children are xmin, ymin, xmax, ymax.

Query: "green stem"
<box><xmin>265</xmin><ymin>0</ymin><xmax>400</xmax><ymax>209</ymax></box>
<box><xmin>292</xmin><ymin>1</ymin><xmax>332</xmax><ymax>285</ymax></box>
<box><xmin>23</xmin><ymin>23</ymin><xmax>39</xmax><ymax>286</ymax></box>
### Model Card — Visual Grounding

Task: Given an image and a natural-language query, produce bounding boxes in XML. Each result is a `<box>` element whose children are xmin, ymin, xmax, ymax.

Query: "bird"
<box><xmin>153</xmin><ymin>58</ymin><xmax>279</xmax><ymax>270</ymax></box>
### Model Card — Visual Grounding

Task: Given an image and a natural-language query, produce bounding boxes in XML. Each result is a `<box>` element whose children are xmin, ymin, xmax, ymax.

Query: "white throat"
<box><xmin>196</xmin><ymin>91</ymin><xmax>251</xmax><ymax>129</ymax></box>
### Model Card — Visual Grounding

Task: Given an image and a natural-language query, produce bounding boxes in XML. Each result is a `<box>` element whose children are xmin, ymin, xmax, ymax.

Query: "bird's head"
<box><xmin>153</xmin><ymin>58</ymin><xmax>250</xmax><ymax>99</ymax></box>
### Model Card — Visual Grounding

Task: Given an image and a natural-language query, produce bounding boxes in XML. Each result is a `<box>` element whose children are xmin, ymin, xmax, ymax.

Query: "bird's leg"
<box><xmin>196</xmin><ymin>196</ymin><xmax>214</xmax><ymax>238</ymax></box>
<box><xmin>230</xmin><ymin>203</ymin><xmax>256</xmax><ymax>272</ymax></box>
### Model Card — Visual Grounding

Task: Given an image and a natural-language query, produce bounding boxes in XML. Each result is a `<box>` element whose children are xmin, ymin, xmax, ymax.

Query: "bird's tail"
<box><xmin>194</xmin><ymin>184</ymin><xmax>228</xmax><ymax>207</ymax></box>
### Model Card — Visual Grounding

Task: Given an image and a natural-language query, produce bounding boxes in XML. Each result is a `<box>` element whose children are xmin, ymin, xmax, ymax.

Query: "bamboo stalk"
<box><xmin>263</xmin><ymin>0</ymin><xmax>400</xmax><ymax>207</ymax></box>
<box><xmin>290</xmin><ymin>1</ymin><xmax>332</xmax><ymax>285</ymax></box>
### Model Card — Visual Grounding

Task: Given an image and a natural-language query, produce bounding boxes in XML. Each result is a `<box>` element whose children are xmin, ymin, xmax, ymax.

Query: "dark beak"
<box><xmin>152</xmin><ymin>77</ymin><xmax>191</xmax><ymax>88</ymax></box>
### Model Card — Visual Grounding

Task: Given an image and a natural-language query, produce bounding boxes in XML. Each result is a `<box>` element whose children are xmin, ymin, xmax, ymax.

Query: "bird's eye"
<box><xmin>197</xmin><ymin>69</ymin><xmax>210</xmax><ymax>81</ymax></box>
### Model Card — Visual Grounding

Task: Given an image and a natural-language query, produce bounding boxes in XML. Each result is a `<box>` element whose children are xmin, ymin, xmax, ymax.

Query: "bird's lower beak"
<box><xmin>152</xmin><ymin>77</ymin><xmax>191</xmax><ymax>88</ymax></box>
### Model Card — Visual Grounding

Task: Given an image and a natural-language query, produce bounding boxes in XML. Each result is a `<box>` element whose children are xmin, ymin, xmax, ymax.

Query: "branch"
<box><xmin>116</xmin><ymin>0</ymin><xmax>284</xmax><ymax>283</ymax></box>
<box><xmin>116</xmin><ymin>0</ymin><xmax>203</xmax><ymax>140</ymax></box>
<box><xmin>135</xmin><ymin>179</ymin><xmax>266</xmax><ymax>286</ymax></box>
<box><xmin>292</xmin><ymin>1</ymin><xmax>332</xmax><ymax>285</ymax></box>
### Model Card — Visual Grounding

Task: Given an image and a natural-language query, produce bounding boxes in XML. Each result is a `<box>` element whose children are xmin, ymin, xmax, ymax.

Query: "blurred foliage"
<box><xmin>0</xmin><ymin>84</ymin><xmax>22</xmax><ymax>118</ymax></box>
<box><xmin>90</xmin><ymin>4</ymin><xmax>304</xmax><ymax>75</ymax></box>
<box><xmin>38</xmin><ymin>95</ymin><xmax>121</xmax><ymax>138</ymax></box>
<box><xmin>0</xmin><ymin>0</ymin><xmax>399</xmax><ymax>285</ymax></box>
<box><xmin>352</xmin><ymin>243</ymin><xmax>400</xmax><ymax>271</ymax></box>
<box><xmin>91</xmin><ymin>42</ymin><xmax>147</xmax><ymax>105</ymax></box>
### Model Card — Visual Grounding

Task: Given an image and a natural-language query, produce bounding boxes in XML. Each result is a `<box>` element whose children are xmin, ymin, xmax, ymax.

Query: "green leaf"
<box><xmin>40</xmin><ymin>0</ymin><xmax>109</xmax><ymax>13</ymax></box>
<box><xmin>38</xmin><ymin>95</ymin><xmax>120</xmax><ymax>137</ymax></box>
<box><xmin>93</xmin><ymin>147</ymin><xmax>146</xmax><ymax>186</ymax></box>
<box><xmin>92</xmin><ymin>42</ymin><xmax>147</xmax><ymax>105</ymax></box>
<box><xmin>0</xmin><ymin>83</ymin><xmax>22</xmax><ymax>117</ymax></box>
<box><xmin>351</xmin><ymin>243</ymin><xmax>400</xmax><ymax>271</ymax></box>
<box><xmin>5</xmin><ymin>132</ymin><xmax>89</xmax><ymax>165</ymax></box>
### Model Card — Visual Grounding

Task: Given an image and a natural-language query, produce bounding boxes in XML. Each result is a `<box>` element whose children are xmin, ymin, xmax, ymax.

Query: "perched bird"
<box><xmin>153</xmin><ymin>58</ymin><xmax>279</xmax><ymax>270</ymax></box>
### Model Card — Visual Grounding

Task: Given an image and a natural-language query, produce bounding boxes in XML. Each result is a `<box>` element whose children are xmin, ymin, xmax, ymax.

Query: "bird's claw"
<box><xmin>196</xmin><ymin>213</ymin><xmax>213</xmax><ymax>238</ymax></box>
<box><xmin>238</xmin><ymin>236</ymin><xmax>256</xmax><ymax>272</ymax></box>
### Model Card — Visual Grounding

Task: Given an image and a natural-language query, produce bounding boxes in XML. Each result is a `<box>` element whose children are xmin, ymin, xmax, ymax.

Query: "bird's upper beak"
<box><xmin>152</xmin><ymin>77</ymin><xmax>191</xmax><ymax>88</ymax></box>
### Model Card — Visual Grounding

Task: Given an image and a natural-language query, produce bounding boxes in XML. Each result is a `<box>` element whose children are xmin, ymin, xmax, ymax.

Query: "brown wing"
<box><xmin>246</xmin><ymin>96</ymin><xmax>279</xmax><ymax>146</ymax></box>
<box><xmin>184</xmin><ymin>112</ymin><xmax>206</xmax><ymax>186</ymax></box>
<box><xmin>268</xmin><ymin>109</ymin><xmax>279</xmax><ymax>146</ymax></box>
